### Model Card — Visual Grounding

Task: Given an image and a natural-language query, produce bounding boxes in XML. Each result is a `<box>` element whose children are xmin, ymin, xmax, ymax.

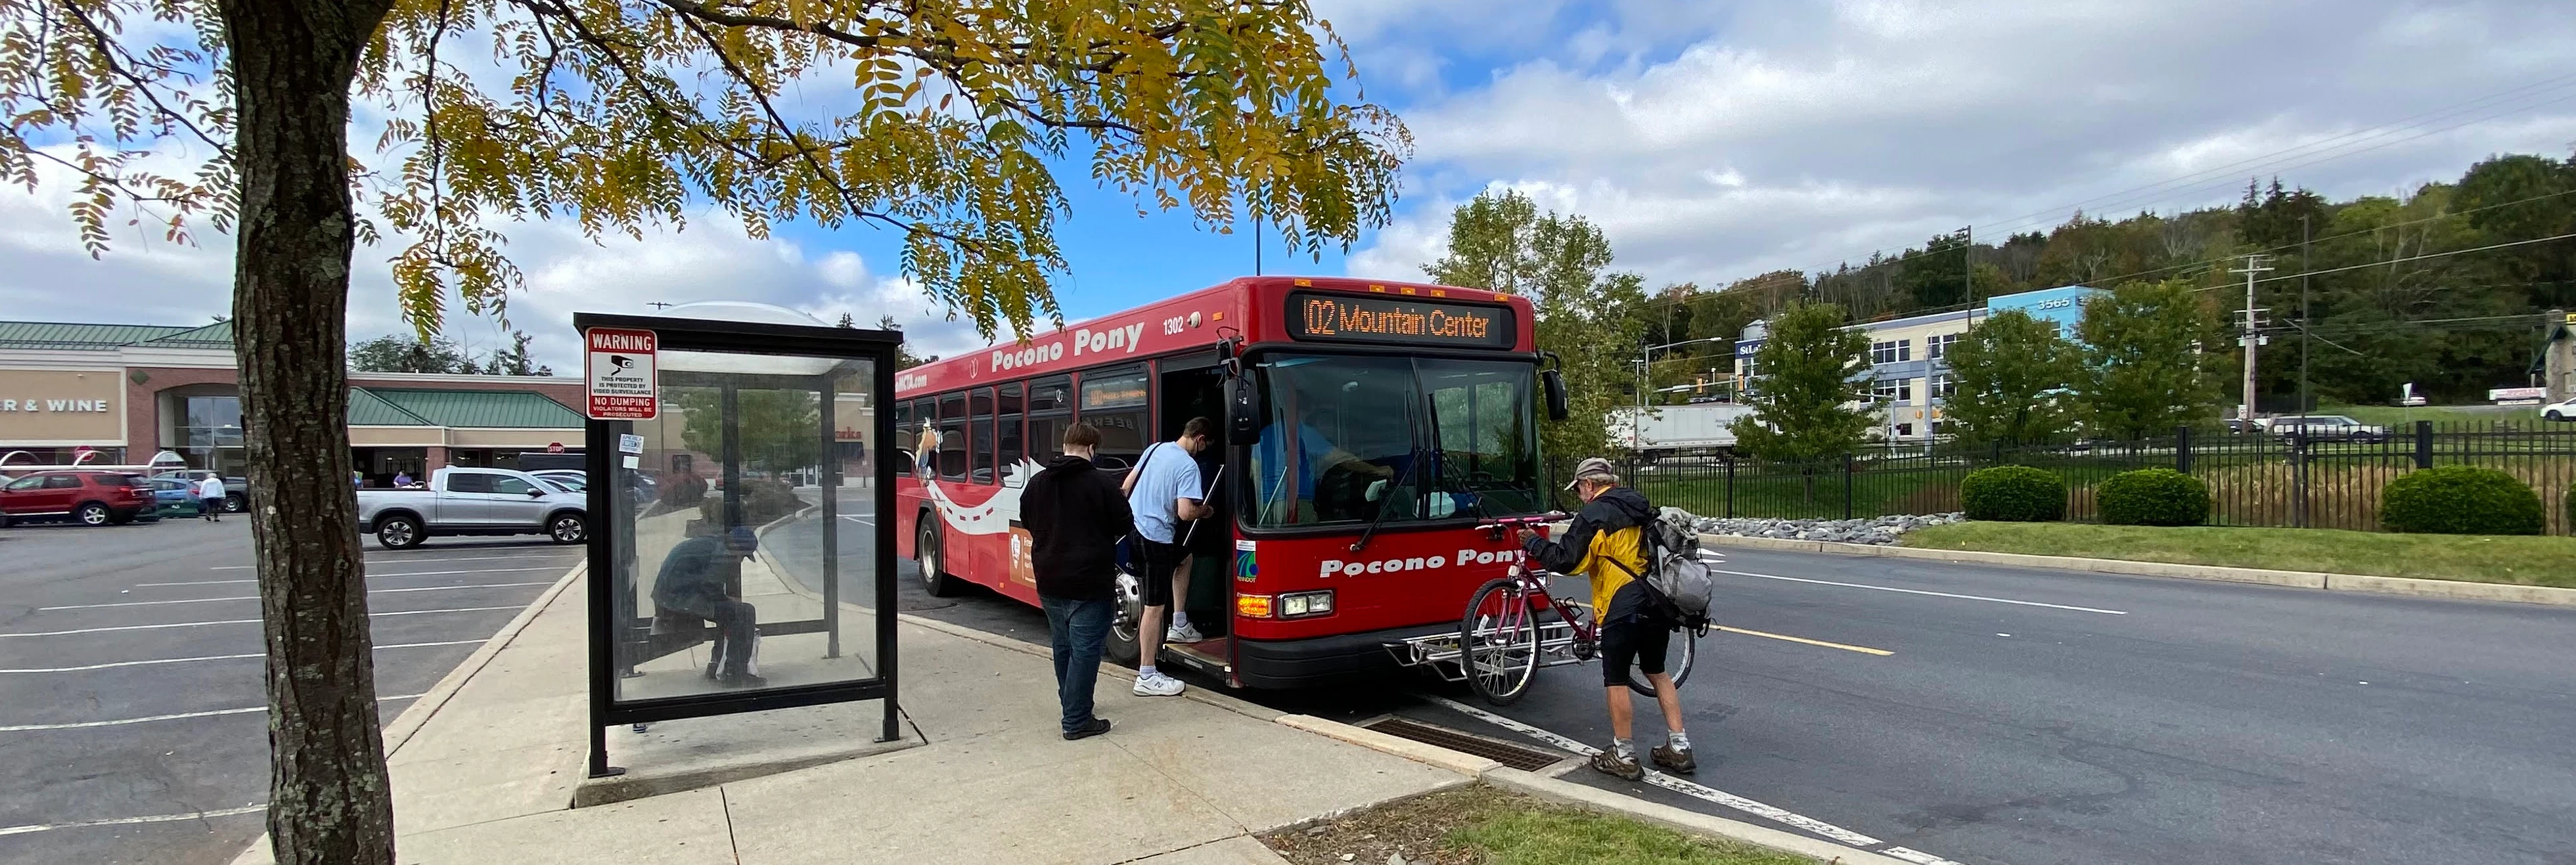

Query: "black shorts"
<box><xmin>1599</xmin><ymin>617</ymin><xmax>1669</xmax><ymax>688</ymax></box>
<box><xmin>1137</xmin><ymin>538</ymin><xmax>1187</xmax><ymax>607</ymax></box>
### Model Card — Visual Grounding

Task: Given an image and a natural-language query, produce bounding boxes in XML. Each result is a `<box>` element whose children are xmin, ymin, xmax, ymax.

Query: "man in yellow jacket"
<box><xmin>1522</xmin><ymin>456</ymin><xmax>1693</xmax><ymax>781</ymax></box>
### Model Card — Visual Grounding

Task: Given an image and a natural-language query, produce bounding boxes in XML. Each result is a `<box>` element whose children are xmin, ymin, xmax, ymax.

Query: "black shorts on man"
<box><xmin>1136</xmin><ymin>537</ymin><xmax>1186</xmax><ymax>607</ymax></box>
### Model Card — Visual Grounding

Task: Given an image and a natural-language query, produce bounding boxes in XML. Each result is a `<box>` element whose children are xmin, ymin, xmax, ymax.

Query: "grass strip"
<box><xmin>1261</xmin><ymin>786</ymin><xmax>1816</xmax><ymax>865</ymax></box>
<box><xmin>1901</xmin><ymin>522</ymin><xmax>2576</xmax><ymax>588</ymax></box>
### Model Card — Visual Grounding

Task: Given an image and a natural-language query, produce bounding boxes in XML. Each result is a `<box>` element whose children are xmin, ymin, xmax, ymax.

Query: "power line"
<box><xmin>2195</xmin><ymin>229</ymin><xmax>2576</xmax><ymax>291</ymax></box>
<box><xmin>2050</xmin><ymin>187</ymin><xmax>2576</xmax><ymax>290</ymax></box>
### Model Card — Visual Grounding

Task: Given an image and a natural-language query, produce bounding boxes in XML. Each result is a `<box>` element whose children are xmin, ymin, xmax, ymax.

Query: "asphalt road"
<box><xmin>865</xmin><ymin>527</ymin><xmax>2576</xmax><ymax>865</ymax></box>
<box><xmin>0</xmin><ymin>514</ymin><xmax>581</xmax><ymax>865</ymax></box>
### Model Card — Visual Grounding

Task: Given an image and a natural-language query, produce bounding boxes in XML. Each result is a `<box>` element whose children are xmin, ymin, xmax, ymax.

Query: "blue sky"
<box><xmin>7</xmin><ymin>1</ymin><xmax>2576</xmax><ymax>370</ymax></box>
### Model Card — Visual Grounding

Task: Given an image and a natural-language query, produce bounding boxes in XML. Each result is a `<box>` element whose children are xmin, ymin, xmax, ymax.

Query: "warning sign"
<box><xmin>585</xmin><ymin>327</ymin><xmax>658</xmax><ymax>419</ymax></box>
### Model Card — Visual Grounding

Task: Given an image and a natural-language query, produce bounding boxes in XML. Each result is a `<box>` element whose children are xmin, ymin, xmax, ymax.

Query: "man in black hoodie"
<box><xmin>1020</xmin><ymin>422</ymin><xmax>1135</xmax><ymax>740</ymax></box>
<box><xmin>1520</xmin><ymin>456</ymin><xmax>1694</xmax><ymax>781</ymax></box>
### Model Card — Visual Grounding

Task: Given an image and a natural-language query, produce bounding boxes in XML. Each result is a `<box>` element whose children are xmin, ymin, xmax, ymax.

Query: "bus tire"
<box><xmin>1104</xmin><ymin>567</ymin><xmax>1143</xmax><ymax>667</ymax></box>
<box><xmin>917</xmin><ymin>518</ymin><xmax>966</xmax><ymax>598</ymax></box>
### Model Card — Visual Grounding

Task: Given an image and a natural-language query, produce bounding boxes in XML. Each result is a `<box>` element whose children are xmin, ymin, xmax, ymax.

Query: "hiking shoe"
<box><xmin>1167</xmin><ymin>622</ymin><xmax>1205</xmax><ymax>644</ymax></box>
<box><xmin>1591</xmin><ymin>750</ymin><xmax>1644</xmax><ymax>782</ymax></box>
<box><xmin>1064</xmin><ymin>717</ymin><xmax>1112</xmax><ymax>740</ymax></box>
<box><xmin>1133</xmin><ymin>671</ymin><xmax>1186</xmax><ymax>696</ymax></box>
<box><xmin>1651</xmin><ymin>744</ymin><xmax>1697</xmax><ymax>774</ymax></box>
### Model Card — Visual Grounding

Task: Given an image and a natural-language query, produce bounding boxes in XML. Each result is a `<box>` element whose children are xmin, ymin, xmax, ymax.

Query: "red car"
<box><xmin>0</xmin><ymin>470</ymin><xmax>156</xmax><ymax>526</ymax></box>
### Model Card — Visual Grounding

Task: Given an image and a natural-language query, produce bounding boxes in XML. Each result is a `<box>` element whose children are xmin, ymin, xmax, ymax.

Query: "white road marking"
<box><xmin>0</xmin><ymin>639</ymin><xmax>484</xmax><ymax>674</ymax></box>
<box><xmin>210</xmin><ymin>555</ymin><xmax>576</xmax><ymax>570</ymax></box>
<box><xmin>0</xmin><ymin>606</ymin><xmax>524</xmax><ymax>638</ymax></box>
<box><xmin>838</xmin><ymin>516</ymin><xmax>877</xmax><ymax>525</ymax></box>
<box><xmin>1883</xmin><ymin>847</ymin><xmax>1968</xmax><ymax>864</ymax></box>
<box><xmin>0</xmin><ymin>805</ymin><xmax>269</xmax><ymax>837</ymax></box>
<box><xmin>1712</xmin><ymin>569</ymin><xmax>2129</xmax><ymax>615</ymax></box>
<box><xmin>0</xmin><ymin>693</ymin><xmax>425</xmax><ymax>732</ymax></box>
<box><xmin>200</xmin><ymin>564</ymin><xmax>565</xmax><ymax>577</ymax></box>
<box><xmin>1426</xmin><ymin>695</ymin><xmax>1962</xmax><ymax>864</ymax></box>
<box><xmin>45</xmin><ymin>582</ymin><xmax>556</xmax><ymax>610</ymax></box>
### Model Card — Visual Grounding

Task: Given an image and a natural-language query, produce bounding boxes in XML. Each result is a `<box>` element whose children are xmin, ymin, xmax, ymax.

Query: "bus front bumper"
<box><xmin>1232</xmin><ymin>621</ymin><xmax>1459</xmax><ymax>690</ymax></box>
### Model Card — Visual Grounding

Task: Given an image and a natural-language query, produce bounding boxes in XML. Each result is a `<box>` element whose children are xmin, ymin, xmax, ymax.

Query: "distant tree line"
<box><xmin>348</xmin><ymin>331</ymin><xmax>553</xmax><ymax>376</ymax></box>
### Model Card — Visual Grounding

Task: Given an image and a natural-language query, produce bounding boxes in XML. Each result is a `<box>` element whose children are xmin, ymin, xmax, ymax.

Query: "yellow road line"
<box><xmin>1713</xmin><ymin>625</ymin><xmax>1894</xmax><ymax>656</ymax></box>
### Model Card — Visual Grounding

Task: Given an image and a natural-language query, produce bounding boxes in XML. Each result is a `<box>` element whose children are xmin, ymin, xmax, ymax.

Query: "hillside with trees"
<box><xmin>1642</xmin><ymin>150</ymin><xmax>2576</xmax><ymax>406</ymax></box>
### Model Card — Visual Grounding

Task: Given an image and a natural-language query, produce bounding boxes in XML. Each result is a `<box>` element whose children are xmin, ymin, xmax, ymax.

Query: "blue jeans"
<box><xmin>1040</xmin><ymin>594</ymin><xmax>1114</xmax><ymax>734</ymax></box>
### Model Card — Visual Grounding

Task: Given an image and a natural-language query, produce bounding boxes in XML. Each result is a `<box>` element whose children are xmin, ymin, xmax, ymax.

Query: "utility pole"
<box><xmin>2231</xmin><ymin>254</ymin><xmax>2274</xmax><ymax>423</ymax></box>
<box><xmin>1960</xmin><ymin>225</ymin><xmax>1974</xmax><ymax>305</ymax></box>
<box><xmin>2299</xmin><ymin>217</ymin><xmax>2311</xmax><ymax>416</ymax></box>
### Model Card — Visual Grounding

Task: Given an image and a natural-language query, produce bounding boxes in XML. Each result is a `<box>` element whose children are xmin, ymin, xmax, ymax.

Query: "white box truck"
<box><xmin>1607</xmin><ymin>404</ymin><xmax>1755</xmax><ymax>460</ymax></box>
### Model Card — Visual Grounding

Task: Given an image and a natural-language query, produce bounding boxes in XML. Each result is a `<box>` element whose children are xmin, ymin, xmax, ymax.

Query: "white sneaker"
<box><xmin>1166</xmin><ymin>622</ymin><xmax>1204</xmax><ymax>644</ymax></box>
<box><xmin>1132</xmin><ymin>672</ymin><xmax>1186</xmax><ymax>696</ymax></box>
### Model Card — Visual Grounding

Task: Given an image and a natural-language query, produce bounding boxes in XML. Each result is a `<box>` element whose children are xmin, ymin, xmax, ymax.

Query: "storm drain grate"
<box><xmin>1359</xmin><ymin>717</ymin><xmax>1566</xmax><ymax>771</ymax></box>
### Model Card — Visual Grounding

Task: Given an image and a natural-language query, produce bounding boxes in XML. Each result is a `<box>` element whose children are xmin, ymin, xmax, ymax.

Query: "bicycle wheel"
<box><xmin>1460</xmin><ymin>578</ymin><xmax>1541</xmax><ymax>705</ymax></box>
<box><xmin>1625</xmin><ymin>626</ymin><xmax>1696</xmax><ymax>698</ymax></box>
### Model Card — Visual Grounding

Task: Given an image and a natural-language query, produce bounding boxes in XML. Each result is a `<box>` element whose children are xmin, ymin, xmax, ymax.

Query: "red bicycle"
<box><xmin>1457</xmin><ymin>514</ymin><xmax>1696</xmax><ymax>705</ymax></box>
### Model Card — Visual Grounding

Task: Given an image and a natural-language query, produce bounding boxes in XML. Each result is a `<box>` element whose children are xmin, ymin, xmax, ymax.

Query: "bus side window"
<box><xmin>1080</xmin><ymin>365</ymin><xmax>1150</xmax><ymax>471</ymax></box>
<box><xmin>937</xmin><ymin>391</ymin><xmax>967</xmax><ymax>482</ymax></box>
<box><xmin>970</xmin><ymin>387</ymin><xmax>995</xmax><ymax>485</ymax></box>
<box><xmin>1028</xmin><ymin>374</ymin><xmax>1072</xmax><ymax>464</ymax></box>
<box><xmin>999</xmin><ymin>382</ymin><xmax>1026</xmax><ymax>485</ymax></box>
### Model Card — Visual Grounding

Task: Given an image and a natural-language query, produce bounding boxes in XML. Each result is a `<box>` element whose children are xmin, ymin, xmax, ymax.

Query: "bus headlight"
<box><xmin>1279</xmin><ymin>590</ymin><xmax>1335</xmax><ymax>618</ymax></box>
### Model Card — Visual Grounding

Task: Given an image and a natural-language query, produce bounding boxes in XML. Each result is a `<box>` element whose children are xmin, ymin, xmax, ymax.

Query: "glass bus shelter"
<box><xmin>577</xmin><ymin>309</ymin><xmax>901</xmax><ymax>778</ymax></box>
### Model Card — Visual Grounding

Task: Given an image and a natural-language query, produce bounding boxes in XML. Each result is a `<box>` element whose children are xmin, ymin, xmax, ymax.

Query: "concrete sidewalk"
<box><xmin>240</xmin><ymin>568</ymin><xmax>1470</xmax><ymax>865</ymax></box>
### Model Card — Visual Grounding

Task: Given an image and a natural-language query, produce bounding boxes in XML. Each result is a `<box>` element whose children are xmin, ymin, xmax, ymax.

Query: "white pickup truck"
<box><xmin>355</xmin><ymin>466</ymin><xmax>588</xmax><ymax>549</ymax></box>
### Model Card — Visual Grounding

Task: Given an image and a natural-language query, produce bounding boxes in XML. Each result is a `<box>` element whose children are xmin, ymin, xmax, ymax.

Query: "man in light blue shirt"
<box><xmin>1121</xmin><ymin>417</ymin><xmax>1212</xmax><ymax>696</ymax></box>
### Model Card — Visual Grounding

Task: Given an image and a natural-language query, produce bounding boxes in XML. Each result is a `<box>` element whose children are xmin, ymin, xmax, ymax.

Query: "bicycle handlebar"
<box><xmin>1476</xmin><ymin>512</ymin><xmax>1569</xmax><ymax>531</ymax></box>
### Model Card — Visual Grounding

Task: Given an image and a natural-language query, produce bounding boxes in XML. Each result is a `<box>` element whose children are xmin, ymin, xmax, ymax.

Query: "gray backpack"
<box><xmin>1610</xmin><ymin>506</ymin><xmax>1716</xmax><ymax>629</ymax></box>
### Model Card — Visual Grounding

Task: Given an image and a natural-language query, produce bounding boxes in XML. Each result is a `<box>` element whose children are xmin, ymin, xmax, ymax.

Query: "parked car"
<box><xmin>156</xmin><ymin>469</ymin><xmax>251</xmax><ymax>514</ymax></box>
<box><xmin>0</xmin><ymin>470</ymin><xmax>157</xmax><ymax>526</ymax></box>
<box><xmin>2544</xmin><ymin>397</ymin><xmax>2576</xmax><ymax>422</ymax></box>
<box><xmin>2257</xmin><ymin>414</ymin><xmax>2389</xmax><ymax>442</ymax></box>
<box><xmin>354</xmin><ymin>466</ymin><xmax>587</xmax><ymax>548</ymax></box>
<box><xmin>532</xmin><ymin>468</ymin><xmax>660</xmax><ymax>507</ymax></box>
<box><xmin>141</xmin><ymin>475</ymin><xmax>204</xmax><ymax>517</ymax></box>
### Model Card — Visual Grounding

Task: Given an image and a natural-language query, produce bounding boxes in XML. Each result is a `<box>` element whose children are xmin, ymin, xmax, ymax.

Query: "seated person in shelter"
<box><xmin>652</xmin><ymin>526</ymin><xmax>765</xmax><ymax>687</ymax></box>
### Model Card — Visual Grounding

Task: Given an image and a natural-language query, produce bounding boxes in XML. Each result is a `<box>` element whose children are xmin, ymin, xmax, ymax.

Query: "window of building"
<box><xmin>1930</xmin><ymin>374</ymin><xmax>1956</xmax><ymax>399</ymax></box>
<box><xmin>1079</xmin><ymin>365</ymin><xmax>1150</xmax><ymax>470</ymax></box>
<box><xmin>1870</xmin><ymin>379</ymin><xmax>1912</xmax><ymax>403</ymax></box>
<box><xmin>1870</xmin><ymin>340</ymin><xmax>1910</xmax><ymax>365</ymax></box>
<box><xmin>1928</xmin><ymin>333</ymin><xmax>1960</xmax><ymax>360</ymax></box>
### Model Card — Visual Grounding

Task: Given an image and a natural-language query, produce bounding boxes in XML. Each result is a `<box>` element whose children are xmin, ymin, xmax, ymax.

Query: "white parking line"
<box><xmin>0</xmin><ymin>693</ymin><xmax>427</xmax><ymax>732</ymax></box>
<box><xmin>210</xmin><ymin>555</ymin><xmax>577</xmax><ymax>570</ymax></box>
<box><xmin>1711</xmin><ymin>569</ymin><xmax>2129</xmax><ymax>615</ymax></box>
<box><xmin>1425</xmin><ymin>695</ymin><xmax>1964</xmax><ymax>864</ymax></box>
<box><xmin>150</xmin><ymin>566</ymin><xmax>564</xmax><ymax>586</ymax></box>
<box><xmin>0</xmin><ymin>606</ymin><xmax>525</xmax><ymax>638</ymax></box>
<box><xmin>46</xmin><ymin>582</ymin><xmax>556</xmax><ymax>610</ymax></box>
<box><xmin>838</xmin><ymin>516</ymin><xmax>876</xmax><ymax>525</ymax></box>
<box><xmin>0</xmin><ymin>640</ymin><xmax>487</xmax><ymax>674</ymax></box>
<box><xmin>0</xmin><ymin>805</ymin><xmax>269</xmax><ymax>837</ymax></box>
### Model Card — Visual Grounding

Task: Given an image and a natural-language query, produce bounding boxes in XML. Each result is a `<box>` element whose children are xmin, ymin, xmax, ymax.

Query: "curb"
<box><xmin>1700</xmin><ymin>532</ymin><xmax>2576</xmax><ymax>607</ymax></box>
<box><xmin>1268</xmin><ymin>715</ymin><xmax>1906</xmax><ymax>864</ymax></box>
<box><xmin>892</xmin><ymin>611</ymin><xmax>1288</xmax><ymax>723</ymax></box>
<box><xmin>1481</xmin><ymin>768</ymin><xmax>1907</xmax><ymax>865</ymax></box>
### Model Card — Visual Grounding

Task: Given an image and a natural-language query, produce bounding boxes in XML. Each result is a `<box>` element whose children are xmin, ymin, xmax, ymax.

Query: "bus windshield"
<box><xmin>1249</xmin><ymin>354</ymin><xmax>1543</xmax><ymax>527</ymax></box>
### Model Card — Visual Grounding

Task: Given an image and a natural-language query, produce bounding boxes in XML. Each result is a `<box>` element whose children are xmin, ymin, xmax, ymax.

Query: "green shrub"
<box><xmin>1961</xmin><ymin>465</ymin><xmax>2066</xmax><ymax>522</ymax></box>
<box><xmin>2379</xmin><ymin>466</ymin><xmax>2543</xmax><ymax>535</ymax></box>
<box><xmin>2096</xmin><ymin>468</ymin><xmax>2211</xmax><ymax>527</ymax></box>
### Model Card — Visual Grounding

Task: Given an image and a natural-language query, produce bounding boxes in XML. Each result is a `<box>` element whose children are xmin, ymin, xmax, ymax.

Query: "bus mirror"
<box><xmin>1541</xmin><ymin>369</ymin><xmax>1570</xmax><ymax>422</ymax></box>
<box><xmin>1225</xmin><ymin>378</ymin><xmax>1261</xmax><ymax>439</ymax></box>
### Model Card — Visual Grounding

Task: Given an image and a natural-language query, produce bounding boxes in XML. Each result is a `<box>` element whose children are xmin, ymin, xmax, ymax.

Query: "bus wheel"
<box><xmin>1104</xmin><ymin>568</ymin><xmax>1143</xmax><ymax>667</ymax></box>
<box><xmin>917</xmin><ymin>520</ymin><xmax>966</xmax><ymax>598</ymax></box>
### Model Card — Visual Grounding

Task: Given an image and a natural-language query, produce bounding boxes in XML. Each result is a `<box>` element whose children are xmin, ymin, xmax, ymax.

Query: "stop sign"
<box><xmin>548</xmin><ymin>442</ymin><xmax>566</xmax><ymax>453</ymax></box>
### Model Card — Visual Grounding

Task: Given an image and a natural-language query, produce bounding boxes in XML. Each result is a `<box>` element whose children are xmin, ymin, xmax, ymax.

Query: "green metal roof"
<box><xmin>348</xmin><ymin>388</ymin><xmax>434</xmax><ymax>426</ymax></box>
<box><xmin>365</xmin><ymin>388</ymin><xmax>582</xmax><ymax>428</ymax></box>
<box><xmin>138</xmin><ymin>320</ymin><xmax>235</xmax><ymax>348</ymax></box>
<box><xmin>0</xmin><ymin>321</ymin><xmax>196</xmax><ymax>350</ymax></box>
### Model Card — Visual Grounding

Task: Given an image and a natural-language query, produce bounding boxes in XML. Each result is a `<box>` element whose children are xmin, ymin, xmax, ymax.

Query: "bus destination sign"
<box><xmin>1289</xmin><ymin>292</ymin><xmax>1512</xmax><ymax>349</ymax></box>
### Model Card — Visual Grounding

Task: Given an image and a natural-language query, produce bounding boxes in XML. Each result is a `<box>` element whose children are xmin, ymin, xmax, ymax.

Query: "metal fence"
<box><xmin>1628</xmin><ymin>422</ymin><xmax>2576</xmax><ymax>535</ymax></box>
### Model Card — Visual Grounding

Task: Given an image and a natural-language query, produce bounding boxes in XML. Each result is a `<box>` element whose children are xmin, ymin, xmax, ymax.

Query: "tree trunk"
<box><xmin>218</xmin><ymin>2</ymin><xmax>398</xmax><ymax>862</ymax></box>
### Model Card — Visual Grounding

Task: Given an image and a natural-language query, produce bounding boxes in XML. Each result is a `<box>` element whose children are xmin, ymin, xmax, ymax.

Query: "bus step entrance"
<box><xmin>1164</xmin><ymin>641</ymin><xmax>1231</xmax><ymax>676</ymax></box>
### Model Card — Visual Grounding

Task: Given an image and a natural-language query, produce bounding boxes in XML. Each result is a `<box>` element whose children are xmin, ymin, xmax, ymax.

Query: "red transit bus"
<box><xmin>892</xmin><ymin>275</ymin><xmax>1569</xmax><ymax>688</ymax></box>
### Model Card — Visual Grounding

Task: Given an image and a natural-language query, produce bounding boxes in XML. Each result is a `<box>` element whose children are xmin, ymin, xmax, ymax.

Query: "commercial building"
<box><xmin>1732</xmin><ymin>286</ymin><xmax>2108</xmax><ymax>441</ymax></box>
<box><xmin>0</xmin><ymin>320</ymin><xmax>585</xmax><ymax>483</ymax></box>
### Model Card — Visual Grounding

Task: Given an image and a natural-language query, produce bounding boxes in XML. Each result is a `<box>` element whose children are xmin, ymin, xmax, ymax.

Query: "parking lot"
<box><xmin>0</xmin><ymin>514</ymin><xmax>579</xmax><ymax>865</ymax></box>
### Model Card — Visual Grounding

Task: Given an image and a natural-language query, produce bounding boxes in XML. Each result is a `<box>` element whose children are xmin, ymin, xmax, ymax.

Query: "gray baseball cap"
<box><xmin>1564</xmin><ymin>456</ymin><xmax>1619</xmax><ymax>491</ymax></box>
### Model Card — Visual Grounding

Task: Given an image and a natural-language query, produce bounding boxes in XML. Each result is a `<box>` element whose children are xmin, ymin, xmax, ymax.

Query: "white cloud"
<box><xmin>1343</xmin><ymin>0</ymin><xmax>2576</xmax><ymax>289</ymax></box>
